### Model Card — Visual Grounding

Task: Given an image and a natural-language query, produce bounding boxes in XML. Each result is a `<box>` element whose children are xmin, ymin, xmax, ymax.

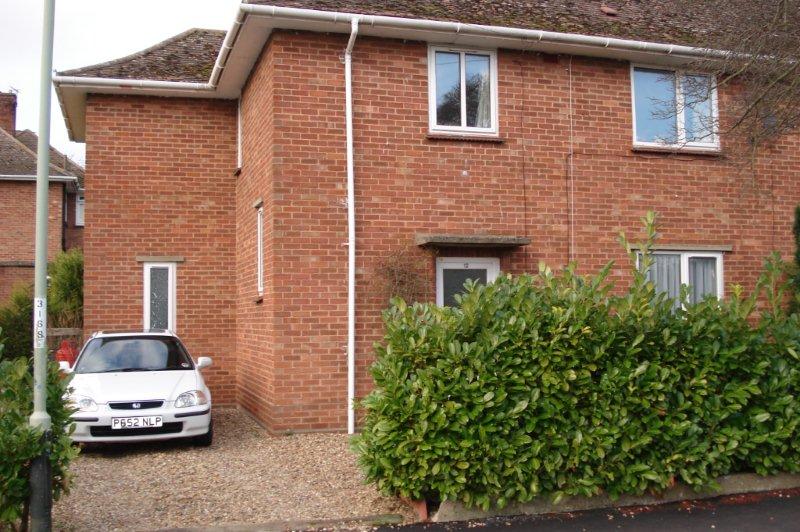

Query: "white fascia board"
<box><xmin>0</xmin><ymin>174</ymin><xmax>79</xmax><ymax>193</ymax></box>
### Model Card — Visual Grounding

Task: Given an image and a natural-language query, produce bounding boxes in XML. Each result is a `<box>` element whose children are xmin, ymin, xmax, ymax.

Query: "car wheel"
<box><xmin>193</xmin><ymin>418</ymin><xmax>213</xmax><ymax>447</ymax></box>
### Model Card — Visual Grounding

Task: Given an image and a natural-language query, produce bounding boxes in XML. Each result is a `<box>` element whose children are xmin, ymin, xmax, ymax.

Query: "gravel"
<box><xmin>53</xmin><ymin>408</ymin><xmax>413</xmax><ymax>531</ymax></box>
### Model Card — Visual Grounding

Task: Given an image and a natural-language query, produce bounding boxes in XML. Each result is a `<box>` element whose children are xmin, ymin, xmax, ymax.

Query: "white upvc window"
<box><xmin>642</xmin><ymin>251</ymin><xmax>724</xmax><ymax>304</ymax></box>
<box><xmin>75</xmin><ymin>193</ymin><xmax>85</xmax><ymax>226</ymax></box>
<box><xmin>428</xmin><ymin>46</ymin><xmax>499</xmax><ymax>136</ymax></box>
<box><xmin>631</xmin><ymin>65</ymin><xmax>719</xmax><ymax>150</ymax></box>
<box><xmin>436</xmin><ymin>257</ymin><xmax>500</xmax><ymax>307</ymax></box>
<box><xmin>236</xmin><ymin>98</ymin><xmax>243</xmax><ymax>168</ymax></box>
<box><xmin>256</xmin><ymin>206</ymin><xmax>264</xmax><ymax>295</ymax></box>
<box><xmin>143</xmin><ymin>262</ymin><xmax>177</xmax><ymax>331</ymax></box>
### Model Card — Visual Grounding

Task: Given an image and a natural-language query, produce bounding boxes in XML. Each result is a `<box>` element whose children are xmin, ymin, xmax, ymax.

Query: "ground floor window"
<box><xmin>644</xmin><ymin>251</ymin><xmax>723</xmax><ymax>304</ymax></box>
<box><xmin>143</xmin><ymin>262</ymin><xmax>176</xmax><ymax>331</ymax></box>
<box><xmin>436</xmin><ymin>257</ymin><xmax>500</xmax><ymax>306</ymax></box>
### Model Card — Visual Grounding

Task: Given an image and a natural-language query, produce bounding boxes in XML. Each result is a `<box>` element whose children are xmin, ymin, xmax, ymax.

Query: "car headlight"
<box><xmin>174</xmin><ymin>390</ymin><xmax>208</xmax><ymax>408</ymax></box>
<box><xmin>70</xmin><ymin>395</ymin><xmax>98</xmax><ymax>412</ymax></box>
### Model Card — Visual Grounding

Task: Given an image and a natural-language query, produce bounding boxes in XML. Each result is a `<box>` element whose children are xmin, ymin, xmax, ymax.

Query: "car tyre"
<box><xmin>193</xmin><ymin>417</ymin><xmax>213</xmax><ymax>447</ymax></box>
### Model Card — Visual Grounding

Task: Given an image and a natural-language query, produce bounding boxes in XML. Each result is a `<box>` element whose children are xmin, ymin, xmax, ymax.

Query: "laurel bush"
<box><xmin>353</xmin><ymin>213</ymin><xmax>800</xmax><ymax>509</ymax></box>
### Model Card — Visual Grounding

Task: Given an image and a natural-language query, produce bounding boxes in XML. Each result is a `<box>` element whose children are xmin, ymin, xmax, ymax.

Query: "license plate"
<box><xmin>111</xmin><ymin>416</ymin><xmax>163</xmax><ymax>429</ymax></box>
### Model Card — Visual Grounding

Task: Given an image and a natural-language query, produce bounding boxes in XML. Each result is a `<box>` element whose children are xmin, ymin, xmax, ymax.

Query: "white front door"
<box><xmin>436</xmin><ymin>257</ymin><xmax>500</xmax><ymax>306</ymax></box>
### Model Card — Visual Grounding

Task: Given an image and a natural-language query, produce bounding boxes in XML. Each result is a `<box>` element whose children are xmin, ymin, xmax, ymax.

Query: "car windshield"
<box><xmin>73</xmin><ymin>336</ymin><xmax>194</xmax><ymax>374</ymax></box>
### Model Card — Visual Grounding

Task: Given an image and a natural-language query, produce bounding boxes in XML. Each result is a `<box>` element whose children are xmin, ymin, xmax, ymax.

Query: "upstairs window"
<box><xmin>429</xmin><ymin>47</ymin><xmax>498</xmax><ymax>135</ymax></box>
<box><xmin>632</xmin><ymin>66</ymin><xmax>718</xmax><ymax>149</ymax></box>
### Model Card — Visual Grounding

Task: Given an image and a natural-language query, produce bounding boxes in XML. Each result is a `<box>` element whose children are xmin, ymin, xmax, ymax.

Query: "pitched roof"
<box><xmin>0</xmin><ymin>127</ymin><xmax>68</xmax><ymax>176</ymax></box>
<box><xmin>0</xmin><ymin>126</ymin><xmax>84</xmax><ymax>189</ymax></box>
<box><xmin>246</xmin><ymin>0</ymin><xmax>716</xmax><ymax>46</ymax></box>
<box><xmin>56</xmin><ymin>2</ymin><xmax>718</xmax><ymax>86</ymax></box>
<box><xmin>14</xmin><ymin>130</ymin><xmax>85</xmax><ymax>185</ymax></box>
<box><xmin>58</xmin><ymin>28</ymin><xmax>226</xmax><ymax>83</ymax></box>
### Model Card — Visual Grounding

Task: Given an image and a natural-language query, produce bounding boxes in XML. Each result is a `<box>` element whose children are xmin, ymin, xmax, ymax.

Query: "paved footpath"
<box><xmin>383</xmin><ymin>489</ymin><xmax>800</xmax><ymax>531</ymax></box>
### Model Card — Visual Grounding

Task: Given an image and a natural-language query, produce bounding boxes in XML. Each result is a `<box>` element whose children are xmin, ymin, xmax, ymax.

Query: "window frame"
<box><xmin>236</xmin><ymin>98</ymin><xmax>243</xmax><ymax>168</ymax></box>
<box><xmin>640</xmin><ymin>250</ymin><xmax>724</xmax><ymax>301</ymax></box>
<box><xmin>630</xmin><ymin>64</ymin><xmax>720</xmax><ymax>151</ymax></box>
<box><xmin>428</xmin><ymin>45</ymin><xmax>499</xmax><ymax>136</ymax></box>
<box><xmin>436</xmin><ymin>257</ymin><xmax>500</xmax><ymax>306</ymax></box>
<box><xmin>143</xmin><ymin>262</ymin><xmax>177</xmax><ymax>332</ymax></box>
<box><xmin>256</xmin><ymin>206</ymin><xmax>264</xmax><ymax>296</ymax></box>
<box><xmin>75</xmin><ymin>193</ymin><xmax>85</xmax><ymax>227</ymax></box>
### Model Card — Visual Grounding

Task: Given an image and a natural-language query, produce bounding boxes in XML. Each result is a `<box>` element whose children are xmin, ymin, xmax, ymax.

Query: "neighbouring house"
<box><xmin>0</xmin><ymin>91</ymin><xmax>84</xmax><ymax>304</ymax></box>
<box><xmin>53</xmin><ymin>1</ymin><xmax>800</xmax><ymax>433</ymax></box>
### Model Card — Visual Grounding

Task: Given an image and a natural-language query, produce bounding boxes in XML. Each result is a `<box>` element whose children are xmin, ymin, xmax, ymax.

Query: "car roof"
<box><xmin>90</xmin><ymin>329</ymin><xmax>177</xmax><ymax>339</ymax></box>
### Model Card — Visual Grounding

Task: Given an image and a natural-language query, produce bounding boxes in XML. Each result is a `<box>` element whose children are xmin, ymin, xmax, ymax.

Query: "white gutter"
<box><xmin>52</xmin><ymin>76</ymin><xmax>213</xmax><ymax>92</ymax></box>
<box><xmin>0</xmin><ymin>174</ymin><xmax>77</xmax><ymax>183</ymax></box>
<box><xmin>344</xmin><ymin>17</ymin><xmax>359</xmax><ymax>435</ymax></box>
<box><xmin>241</xmin><ymin>4</ymin><xmax>727</xmax><ymax>60</ymax></box>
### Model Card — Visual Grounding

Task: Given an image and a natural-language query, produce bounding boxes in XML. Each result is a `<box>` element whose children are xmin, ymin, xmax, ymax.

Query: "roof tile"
<box><xmin>58</xmin><ymin>28</ymin><xmax>225</xmax><ymax>83</ymax></box>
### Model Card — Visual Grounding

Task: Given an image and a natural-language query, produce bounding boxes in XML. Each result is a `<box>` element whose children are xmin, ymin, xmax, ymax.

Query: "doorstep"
<box><xmin>433</xmin><ymin>472</ymin><xmax>800</xmax><ymax>522</ymax></box>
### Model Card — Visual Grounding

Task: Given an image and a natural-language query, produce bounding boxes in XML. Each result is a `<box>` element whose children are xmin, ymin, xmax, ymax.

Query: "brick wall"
<box><xmin>64</xmin><ymin>191</ymin><xmax>84</xmax><ymax>251</ymax></box>
<box><xmin>249</xmin><ymin>32</ymin><xmax>800</xmax><ymax>431</ymax></box>
<box><xmin>0</xmin><ymin>92</ymin><xmax>16</xmax><ymax>133</ymax></box>
<box><xmin>83</xmin><ymin>95</ymin><xmax>238</xmax><ymax>404</ymax></box>
<box><xmin>236</xmin><ymin>38</ymin><xmax>279</xmax><ymax>425</ymax></box>
<box><xmin>82</xmin><ymin>31</ymin><xmax>800</xmax><ymax>432</ymax></box>
<box><xmin>0</xmin><ymin>181</ymin><xmax>64</xmax><ymax>303</ymax></box>
<box><xmin>0</xmin><ymin>181</ymin><xmax>64</xmax><ymax>263</ymax></box>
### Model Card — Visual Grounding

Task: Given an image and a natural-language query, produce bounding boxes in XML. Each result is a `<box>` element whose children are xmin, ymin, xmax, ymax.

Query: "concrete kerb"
<box><xmin>433</xmin><ymin>473</ymin><xmax>800</xmax><ymax>522</ymax></box>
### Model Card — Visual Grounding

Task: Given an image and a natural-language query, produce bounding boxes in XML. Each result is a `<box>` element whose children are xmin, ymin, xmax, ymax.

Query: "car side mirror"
<box><xmin>58</xmin><ymin>361</ymin><xmax>72</xmax><ymax>373</ymax></box>
<box><xmin>196</xmin><ymin>357</ymin><xmax>212</xmax><ymax>370</ymax></box>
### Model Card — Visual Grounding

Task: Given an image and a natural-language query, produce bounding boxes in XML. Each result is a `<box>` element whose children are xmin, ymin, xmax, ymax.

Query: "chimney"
<box><xmin>0</xmin><ymin>92</ymin><xmax>17</xmax><ymax>133</ymax></box>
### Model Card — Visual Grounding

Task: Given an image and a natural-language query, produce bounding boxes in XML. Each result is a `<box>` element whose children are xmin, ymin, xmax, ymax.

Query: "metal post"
<box><xmin>30</xmin><ymin>1</ymin><xmax>56</xmax><ymax>530</ymax></box>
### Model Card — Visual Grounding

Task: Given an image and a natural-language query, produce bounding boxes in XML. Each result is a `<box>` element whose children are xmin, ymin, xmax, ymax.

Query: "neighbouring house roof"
<box><xmin>13</xmin><ymin>129</ymin><xmax>85</xmax><ymax>186</ymax></box>
<box><xmin>0</xmin><ymin>127</ymin><xmax>80</xmax><ymax>190</ymax></box>
<box><xmin>59</xmin><ymin>28</ymin><xmax>226</xmax><ymax>83</ymax></box>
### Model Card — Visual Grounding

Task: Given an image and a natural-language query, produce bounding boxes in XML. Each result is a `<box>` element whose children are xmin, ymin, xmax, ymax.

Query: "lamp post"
<box><xmin>30</xmin><ymin>0</ymin><xmax>56</xmax><ymax>530</ymax></box>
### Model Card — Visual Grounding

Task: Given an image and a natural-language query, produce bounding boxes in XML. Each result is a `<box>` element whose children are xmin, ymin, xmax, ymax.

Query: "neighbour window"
<box><xmin>429</xmin><ymin>47</ymin><xmax>498</xmax><ymax>135</ymax></box>
<box><xmin>143</xmin><ymin>262</ymin><xmax>177</xmax><ymax>331</ymax></box>
<box><xmin>643</xmin><ymin>251</ymin><xmax>723</xmax><ymax>304</ymax></box>
<box><xmin>75</xmin><ymin>194</ymin><xmax>85</xmax><ymax>226</ymax></box>
<box><xmin>256</xmin><ymin>206</ymin><xmax>264</xmax><ymax>295</ymax></box>
<box><xmin>632</xmin><ymin>66</ymin><xmax>718</xmax><ymax>148</ymax></box>
<box><xmin>436</xmin><ymin>257</ymin><xmax>500</xmax><ymax>307</ymax></box>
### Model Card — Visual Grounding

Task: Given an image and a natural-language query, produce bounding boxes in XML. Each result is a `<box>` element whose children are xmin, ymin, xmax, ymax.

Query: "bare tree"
<box><xmin>677</xmin><ymin>0</ymin><xmax>800</xmax><ymax>150</ymax></box>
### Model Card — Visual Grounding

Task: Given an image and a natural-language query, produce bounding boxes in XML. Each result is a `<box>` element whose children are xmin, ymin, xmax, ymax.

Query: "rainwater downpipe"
<box><xmin>345</xmin><ymin>18</ymin><xmax>359</xmax><ymax>435</ymax></box>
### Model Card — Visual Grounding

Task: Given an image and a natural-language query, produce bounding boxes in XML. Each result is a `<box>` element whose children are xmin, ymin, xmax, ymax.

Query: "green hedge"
<box><xmin>0</xmin><ymin>355</ymin><xmax>79</xmax><ymax>527</ymax></box>
<box><xmin>0</xmin><ymin>284</ymin><xmax>34</xmax><ymax>361</ymax></box>
<box><xmin>353</xmin><ymin>213</ymin><xmax>800</xmax><ymax>509</ymax></box>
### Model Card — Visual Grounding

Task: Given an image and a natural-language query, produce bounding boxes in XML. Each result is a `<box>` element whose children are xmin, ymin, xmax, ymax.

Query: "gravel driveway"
<box><xmin>53</xmin><ymin>408</ymin><xmax>413</xmax><ymax>531</ymax></box>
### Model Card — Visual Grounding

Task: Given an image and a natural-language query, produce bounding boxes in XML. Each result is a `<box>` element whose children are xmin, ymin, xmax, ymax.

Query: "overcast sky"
<box><xmin>0</xmin><ymin>0</ymin><xmax>241</xmax><ymax>165</ymax></box>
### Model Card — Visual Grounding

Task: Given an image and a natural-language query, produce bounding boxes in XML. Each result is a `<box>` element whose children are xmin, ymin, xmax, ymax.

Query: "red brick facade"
<box><xmin>83</xmin><ymin>96</ymin><xmax>238</xmax><ymax>405</ymax></box>
<box><xmin>0</xmin><ymin>181</ymin><xmax>66</xmax><ymax>301</ymax></box>
<box><xmin>0</xmin><ymin>92</ymin><xmax>16</xmax><ymax>133</ymax></box>
<box><xmin>82</xmin><ymin>31</ymin><xmax>800</xmax><ymax>432</ymax></box>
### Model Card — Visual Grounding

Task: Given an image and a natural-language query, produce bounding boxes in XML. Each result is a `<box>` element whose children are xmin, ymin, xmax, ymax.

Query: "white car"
<box><xmin>62</xmin><ymin>330</ymin><xmax>213</xmax><ymax>445</ymax></box>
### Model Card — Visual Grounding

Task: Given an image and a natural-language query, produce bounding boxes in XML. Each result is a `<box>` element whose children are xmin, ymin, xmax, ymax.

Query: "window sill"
<box><xmin>427</xmin><ymin>133</ymin><xmax>505</xmax><ymax>143</ymax></box>
<box><xmin>632</xmin><ymin>144</ymin><xmax>721</xmax><ymax>156</ymax></box>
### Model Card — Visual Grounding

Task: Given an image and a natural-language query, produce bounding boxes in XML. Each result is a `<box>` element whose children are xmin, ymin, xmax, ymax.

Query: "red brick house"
<box><xmin>0</xmin><ymin>91</ymin><xmax>84</xmax><ymax>303</ymax></box>
<box><xmin>54</xmin><ymin>1</ymin><xmax>800</xmax><ymax>433</ymax></box>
